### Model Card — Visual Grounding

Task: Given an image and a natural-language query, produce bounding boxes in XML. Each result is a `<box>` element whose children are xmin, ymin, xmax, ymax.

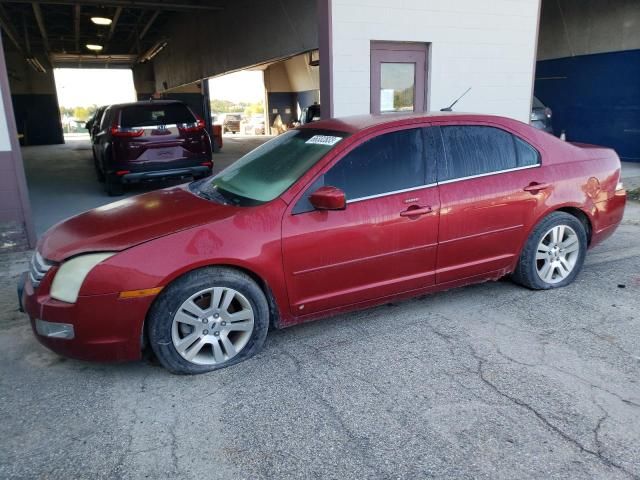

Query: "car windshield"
<box><xmin>195</xmin><ymin>129</ymin><xmax>348</xmax><ymax>206</ymax></box>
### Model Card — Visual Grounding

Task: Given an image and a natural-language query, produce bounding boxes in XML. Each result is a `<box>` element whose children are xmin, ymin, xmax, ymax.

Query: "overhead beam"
<box><xmin>5</xmin><ymin>1</ymin><xmax>223</xmax><ymax>12</ymax></box>
<box><xmin>0</xmin><ymin>3</ymin><xmax>24</xmax><ymax>53</ymax></box>
<box><xmin>31</xmin><ymin>2</ymin><xmax>50</xmax><ymax>52</ymax></box>
<box><xmin>106</xmin><ymin>6</ymin><xmax>121</xmax><ymax>42</ymax></box>
<box><xmin>73</xmin><ymin>4</ymin><xmax>80</xmax><ymax>52</ymax></box>
<box><xmin>103</xmin><ymin>5</ymin><xmax>121</xmax><ymax>54</ymax></box>
<box><xmin>139</xmin><ymin>10</ymin><xmax>159</xmax><ymax>40</ymax></box>
<box><xmin>22</xmin><ymin>14</ymin><xmax>31</xmax><ymax>53</ymax></box>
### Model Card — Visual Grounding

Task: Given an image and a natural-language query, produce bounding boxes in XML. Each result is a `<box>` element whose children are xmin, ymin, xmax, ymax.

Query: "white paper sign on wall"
<box><xmin>0</xmin><ymin>92</ymin><xmax>11</xmax><ymax>152</ymax></box>
<box><xmin>380</xmin><ymin>89</ymin><xmax>394</xmax><ymax>112</ymax></box>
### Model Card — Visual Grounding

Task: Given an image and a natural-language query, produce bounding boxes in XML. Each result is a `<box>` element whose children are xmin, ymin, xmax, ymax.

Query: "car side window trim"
<box><xmin>437</xmin><ymin>163</ymin><xmax>541</xmax><ymax>185</ymax></box>
<box><xmin>347</xmin><ymin>182</ymin><xmax>438</xmax><ymax>204</ymax></box>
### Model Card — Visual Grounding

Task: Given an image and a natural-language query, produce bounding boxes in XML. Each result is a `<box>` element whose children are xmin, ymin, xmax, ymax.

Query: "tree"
<box><xmin>244</xmin><ymin>102</ymin><xmax>264</xmax><ymax>116</ymax></box>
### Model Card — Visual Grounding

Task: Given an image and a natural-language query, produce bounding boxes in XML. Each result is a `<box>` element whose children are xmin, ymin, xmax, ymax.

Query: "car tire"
<box><xmin>512</xmin><ymin>212</ymin><xmax>587</xmax><ymax>290</ymax></box>
<box><xmin>94</xmin><ymin>157</ymin><xmax>105</xmax><ymax>182</ymax></box>
<box><xmin>147</xmin><ymin>267</ymin><xmax>270</xmax><ymax>375</ymax></box>
<box><xmin>105</xmin><ymin>174</ymin><xmax>124</xmax><ymax>196</ymax></box>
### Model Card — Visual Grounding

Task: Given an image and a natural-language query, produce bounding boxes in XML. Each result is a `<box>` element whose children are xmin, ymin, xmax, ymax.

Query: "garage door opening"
<box><xmin>54</xmin><ymin>68</ymin><xmax>136</xmax><ymax>140</ymax></box>
<box><xmin>208</xmin><ymin>70</ymin><xmax>266</xmax><ymax>137</ymax></box>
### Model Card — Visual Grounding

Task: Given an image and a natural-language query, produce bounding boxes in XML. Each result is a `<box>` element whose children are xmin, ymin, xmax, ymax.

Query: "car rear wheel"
<box><xmin>147</xmin><ymin>267</ymin><xmax>269</xmax><ymax>374</ymax></box>
<box><xmin>512</xmin><ymin>212</ymin><xmax>587</xmax><ymax>290</ymax></box>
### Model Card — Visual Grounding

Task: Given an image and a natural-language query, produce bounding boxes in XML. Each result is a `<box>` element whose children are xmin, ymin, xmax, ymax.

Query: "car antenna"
<box><xmin>440</xmin><ymin>87</ymin><xmax>472</xmax><ymax>112</ymax></box>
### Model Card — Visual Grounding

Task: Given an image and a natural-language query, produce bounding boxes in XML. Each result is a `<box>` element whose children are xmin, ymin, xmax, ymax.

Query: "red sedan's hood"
<box><xmin>39</xmin><ymin>186</ymin><xmax>237</xmax><ymax>262</ymax></box>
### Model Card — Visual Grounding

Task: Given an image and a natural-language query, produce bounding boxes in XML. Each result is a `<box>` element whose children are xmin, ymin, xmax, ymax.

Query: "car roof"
<box><xmin>300</xmin><ymin>112</ymin><xmax>518</xmax><ymax>134</ymax></box>
<box><xmin>108</xmin><ymin>100</ymin><xmax>184</xmax><ymax>109</ymax></box>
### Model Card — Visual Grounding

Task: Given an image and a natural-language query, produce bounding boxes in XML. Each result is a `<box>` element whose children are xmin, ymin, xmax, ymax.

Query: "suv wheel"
<box><xmin>105</xmin><ymin>174</ymin><xmax>124</xmax><ymax>196</ymax></box>
<box><xmin>147</xmin><ymin>267</ymin><xmax>269</xmax><ymax>374</ymax></box>
<box><xmin>512</xmin><ymin>212</ymin><xmax>587</xmax><ymax>290</ymax></box>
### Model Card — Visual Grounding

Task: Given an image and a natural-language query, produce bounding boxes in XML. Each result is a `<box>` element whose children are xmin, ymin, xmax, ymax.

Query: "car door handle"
<box><xmin>400</xmin><ymin>206</ymin><xmax>433</xmax><ymax>217</ymax></box>
<box><xmin>523</xmin><ymin>182</ymin><xmax>551</xmax><ymax>193</ymax></box>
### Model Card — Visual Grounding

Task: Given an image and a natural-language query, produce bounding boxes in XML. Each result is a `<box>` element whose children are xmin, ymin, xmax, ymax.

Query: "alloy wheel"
<box><xmin>535</xmin><ymin>225</ymin><xmax>580</xmax><ymax>284</ymax></box>
<box><xmin>171</xmin><ymin>287</ymin><xmax>255</xmax><ymax>365</ymax></box>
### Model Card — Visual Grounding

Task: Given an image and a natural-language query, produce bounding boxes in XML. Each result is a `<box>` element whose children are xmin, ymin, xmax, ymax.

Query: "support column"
<box><xmin>0</xmin><ymin>35</ymin><xmax>36</xmax><ymax>250</ymax></box>
<box><xmin>317</xmin><ymin>0</ymin><xmax>333</xmax><ymax>119</ymax></box>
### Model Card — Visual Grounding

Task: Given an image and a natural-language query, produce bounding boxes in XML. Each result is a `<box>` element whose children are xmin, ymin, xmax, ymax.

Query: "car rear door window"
<box><xmin>514</xmin><ymin>136</ymin><xmax>540</xmax><ymax>167</ymax></box>
<box><xmin>120</xmin><ymin>103</ymin><xmax>195</xmax><ymax>127</ymax></box>
<box><xmin>440</xmin><ymin>126</ymin><xmax>518</xmax><ymax>181</ymax></box>
<box><xmin>324</xmin><ymin>128</ymin><xmax>427</xmax><ymax>201</ymax></box>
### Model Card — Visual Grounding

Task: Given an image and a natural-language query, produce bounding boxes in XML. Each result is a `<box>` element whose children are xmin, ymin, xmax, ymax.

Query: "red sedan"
<box><xmin>19</xmin><ymin>113</ymin><xmax>626</xmax><ymax>374</ymax></box>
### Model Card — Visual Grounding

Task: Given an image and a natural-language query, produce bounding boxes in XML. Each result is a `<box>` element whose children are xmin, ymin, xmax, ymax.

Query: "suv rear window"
<box><xmin>120</xmin><ymin>103</ymin><xmax>195</xmax><ymax>127</ymax></box>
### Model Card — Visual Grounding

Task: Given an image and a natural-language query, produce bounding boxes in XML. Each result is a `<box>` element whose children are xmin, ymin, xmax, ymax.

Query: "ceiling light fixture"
<box><xmin>86</xmin><ymin>44</ymin><xmax>103</xmax><ymax>51</ymax></box>
<box><xmin>91</xmin><ymin>16</ymin><xmax>112</xmax><ymax>26</ymax></box>
<box><xmin>26</xmin><ymin>57</ymin><xmax>46</xmax><ymax>73</ymax></box>
<box><xmin>139</xmin><ymin>40</ymin><xmax>168</xmax><ymax>63</ymax></box>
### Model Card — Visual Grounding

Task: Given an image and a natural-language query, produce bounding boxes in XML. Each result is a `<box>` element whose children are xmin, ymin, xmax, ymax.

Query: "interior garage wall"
<box><xmin>535</xmin><ymin>0</ymin><xmax>640</xmax><ymax>161</ymax></box>
<box><xmin>6</xmin><ymin>51</ymin><xmax>64</xmax><ymax>146</ymax></box>
<box><xmin>328</xmin><ymin>0</ymin><xmax>541</xmax><ymax>122</ymax></box>
<box><xmin>264</xmin><ymin>54</ymin><xmax>320</xmax><ymax>126</ymax></box>
<box><xmin>133</xmin><ymin>63</ymin><xmax>206</xmax><ymax>120</ymax></box>
<box><xmin>152</xmin><ymin>0</ymin><xmax>318</xmax><ymax>92</ymax></box>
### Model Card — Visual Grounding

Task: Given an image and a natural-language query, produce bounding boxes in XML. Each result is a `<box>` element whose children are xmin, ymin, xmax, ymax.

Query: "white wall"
<box><xmin>330</xmin><ymin>0</ymin><xmax>541</xmax><ymax>123</ymax></box>
<box><xmin>0</xmin><ymin>93</ymin><xmax>11</xmax><ymax>151</ymax></box>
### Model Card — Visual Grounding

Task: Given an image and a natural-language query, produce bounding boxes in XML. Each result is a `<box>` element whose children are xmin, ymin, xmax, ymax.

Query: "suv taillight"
<box><xmin>179</xmin><ymin>118</ymin><xmax>205</xmax><ymax>134</ymax></box>
<box><xmin>110</xmin><ymin>126</ymin><xmax>144</xmax><ymax>137</ymax></box>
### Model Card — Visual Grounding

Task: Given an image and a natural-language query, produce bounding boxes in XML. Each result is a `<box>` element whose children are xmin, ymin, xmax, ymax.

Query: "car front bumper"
<box><xmin>19</xmin><ymin>274</ymin><xmax>154</xmax><ymax>362</ymax></box>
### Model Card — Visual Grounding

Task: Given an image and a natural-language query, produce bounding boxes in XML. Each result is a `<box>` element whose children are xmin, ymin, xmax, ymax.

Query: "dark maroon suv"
<box><xmin>92</xmin><ymin>100</ymin><xmax>213</xmax><ymax>195</ymax></box>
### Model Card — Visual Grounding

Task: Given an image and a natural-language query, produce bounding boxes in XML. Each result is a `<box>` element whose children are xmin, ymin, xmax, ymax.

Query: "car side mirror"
<box><xmin>309</xmin><ymin>186</ymin><xmax>346</xmax><ymax>211</ymax></box>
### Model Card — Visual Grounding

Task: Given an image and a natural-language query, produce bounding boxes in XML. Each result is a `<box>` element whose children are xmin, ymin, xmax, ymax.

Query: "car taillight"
<box><xmin>179</xmin><ymin>118</ymin><xmax>205</xmax><ymax>134</ymax></box>
<box><xmin>201</xmin><ymin>161</ymin><xmax>213</xmax><ymax>167</ymax></box>
<box><xmin>110</xmin><ymin>126</ymin><xmax>144</xmax><ymax>137</ymax></box>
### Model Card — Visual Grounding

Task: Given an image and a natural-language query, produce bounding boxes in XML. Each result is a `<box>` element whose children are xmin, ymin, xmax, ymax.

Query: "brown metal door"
<box><xmin>370</xmin><ymin>42</ymin><xmax>428</xmax><ymax>114</ymax></box>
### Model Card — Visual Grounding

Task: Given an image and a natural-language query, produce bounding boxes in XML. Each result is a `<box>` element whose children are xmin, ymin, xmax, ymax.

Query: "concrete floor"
<box><xmin>22</xmin><ymin>134</ymin><xmax>270</xmax><ymax>235</ymax></box>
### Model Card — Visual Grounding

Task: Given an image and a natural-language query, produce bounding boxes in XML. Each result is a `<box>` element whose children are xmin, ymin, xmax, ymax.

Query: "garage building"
<box><xmin>1</xmin><ymin>0</ymin><xmax>637</xmax><ymax>253</ymax></box>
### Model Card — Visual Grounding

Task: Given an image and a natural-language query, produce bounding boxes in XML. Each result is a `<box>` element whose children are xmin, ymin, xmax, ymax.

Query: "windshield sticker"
<box><xmin>305</xmin><ymin>135</ymin><xmax>342</xmax><ymax>146</ymax></box>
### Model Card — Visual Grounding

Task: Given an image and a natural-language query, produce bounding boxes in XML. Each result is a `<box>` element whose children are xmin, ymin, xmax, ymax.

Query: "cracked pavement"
<box><xmin>1</xmin><ymin>202</ymin><xmax>639</xmax><ymax>479</ymax></box>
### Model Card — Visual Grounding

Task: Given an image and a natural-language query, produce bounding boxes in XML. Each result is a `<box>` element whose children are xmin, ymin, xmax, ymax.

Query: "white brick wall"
<box><xmin>330</xmin><ymin>0</ymin><xmax>541</xmax><ymax>123</ymax></box>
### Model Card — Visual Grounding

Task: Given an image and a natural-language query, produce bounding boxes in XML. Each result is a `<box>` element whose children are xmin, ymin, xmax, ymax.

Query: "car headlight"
<box><xmin>50</xmin><ymin>252</ymin><xmax>116</xmax><ymax>303</ymax></box>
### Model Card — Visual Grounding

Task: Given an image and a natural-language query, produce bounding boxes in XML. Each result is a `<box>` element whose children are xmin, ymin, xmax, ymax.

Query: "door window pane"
<box><xmin>325</xmin><ymin>128</ymin><xmax>425</xmax><ymax>200</ymax></box>
<box><xmin>380</xmin><ymin>63</ymin><xmax>415</xmax><ymax>113</ymax></box>
<box><xmin>515</xmin><ymin>136</ymin><xmax>540</xmax><ymax>167</ymax></box>
<box><xmin>440</xmin><ymin>126</ymin><xmax>518</xmax><ymax>181</ymax></box>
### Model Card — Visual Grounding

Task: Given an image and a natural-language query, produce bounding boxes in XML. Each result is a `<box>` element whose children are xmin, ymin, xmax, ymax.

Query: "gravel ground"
<box><xmin>1</xmin><ymin>203</ymin><xmax>639</xmax><ymax>480</ymax></box>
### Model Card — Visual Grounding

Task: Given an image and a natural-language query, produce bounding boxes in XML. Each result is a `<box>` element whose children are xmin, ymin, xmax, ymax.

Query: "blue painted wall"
<box><xmin>268</xmin><ymin>89</ymin><xmax>319</xmax><ymax>127</ymax></box>
<box><xmin>267</xmin><ymin>92</ymin><xmax>296</xmax><ymax>126</ymax></box>
<box><xmin>535</xmin><ymin>49</ymin><xmax>640</xmax><ymax>162</ymax></box>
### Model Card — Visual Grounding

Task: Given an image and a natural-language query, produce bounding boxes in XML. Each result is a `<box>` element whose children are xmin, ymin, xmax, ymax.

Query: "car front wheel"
<box><xmin>512</xmin><ymin>212</ymin><xmax>587</xmax><ymax>290</ymax></box>
<box><xmin>147</xmin><ymin>267</ymin><xmax>269</xmax><ymax>374</ymax></box>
